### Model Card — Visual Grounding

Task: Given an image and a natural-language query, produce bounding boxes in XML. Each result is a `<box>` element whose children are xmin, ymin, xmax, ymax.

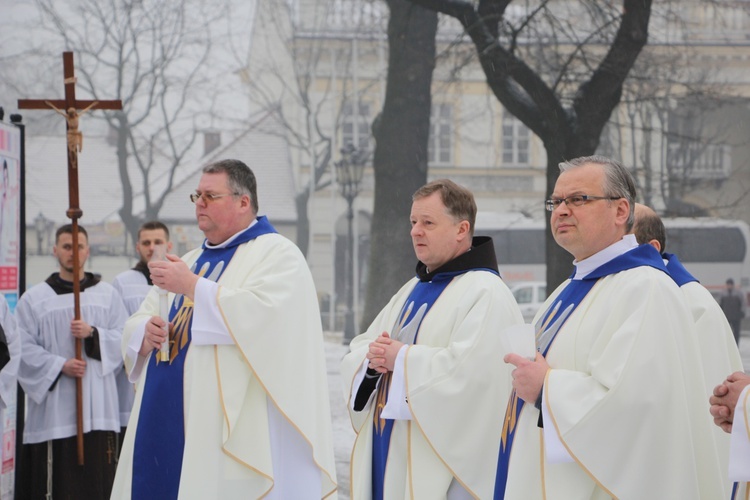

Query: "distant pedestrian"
<box><xmin>720</xmin><ymin>278</ymin><xmax>746</xmax><ymax>344</ymax></box>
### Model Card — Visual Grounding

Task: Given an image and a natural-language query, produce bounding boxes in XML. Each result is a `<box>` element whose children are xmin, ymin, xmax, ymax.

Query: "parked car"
<box><xmin>509</xmin><ymin>281</ymin><xmax>547</xmax><ymax>323</ymax></box>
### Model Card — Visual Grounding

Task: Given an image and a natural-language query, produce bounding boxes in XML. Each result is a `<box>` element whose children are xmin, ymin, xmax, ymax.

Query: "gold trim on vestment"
<box><xmin>543</xmin><ymin>369</ymin><xmax>618</xmax><ymax>499</ymax></box>
<box><xmin>213</xmin><ymin>267</ymin><xmax>338</xmax><ymax>498</ymax></box>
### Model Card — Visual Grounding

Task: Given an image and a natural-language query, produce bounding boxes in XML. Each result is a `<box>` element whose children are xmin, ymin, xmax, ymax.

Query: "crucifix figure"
<box><xmin>46</xmin><ymin>101</ymin><xmax>97</xmax><ymax>155</ymax></box>
<box><xmin>18</xmin><ymin>51</ymin><xmax>122</xmax><ymax>466</ymax></box>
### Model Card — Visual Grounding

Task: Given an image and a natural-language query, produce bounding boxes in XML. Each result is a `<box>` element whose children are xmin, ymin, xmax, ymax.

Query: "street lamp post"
<box><xmin>335</xmin><ymin>143</ymin><xmax>368</xmax><ymax>343</ymax></box>
<box><xmin>34</xmin><ymin>212</ymin><xmax>47</xmax><ymax>255</ymax></box>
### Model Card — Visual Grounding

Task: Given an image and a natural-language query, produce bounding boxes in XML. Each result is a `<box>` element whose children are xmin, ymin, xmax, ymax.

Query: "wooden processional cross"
<box><xmin>18</xmin><ymin>52</ymin><xmax>122</xmax><ymax>466</ymax></box>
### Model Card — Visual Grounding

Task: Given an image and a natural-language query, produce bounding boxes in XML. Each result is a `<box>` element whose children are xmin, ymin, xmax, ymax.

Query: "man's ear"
<box><xmin>615</xmin><ymin>199</ymin><xmax>630</xmax><ymax>227</ymax></box>
<box><xmin>457</xmin><ymin>219</ymin><xmax>471</xmax><ymax>241</ymax></box>
<box><xmin>648</xmin><ymin>239</ymin><xmax>661</xmax><ymax>253</ymax></box>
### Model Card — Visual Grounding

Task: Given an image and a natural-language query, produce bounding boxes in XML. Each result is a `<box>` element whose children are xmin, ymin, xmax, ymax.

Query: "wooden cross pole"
<box><xmin>18</xmin><ymin>51</ymin><xmax>122</xmax><ymax>466</ymax></box>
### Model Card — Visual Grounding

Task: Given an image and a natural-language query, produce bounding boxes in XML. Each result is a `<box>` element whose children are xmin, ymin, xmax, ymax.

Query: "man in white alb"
<box><xmin>111</xmin><ymin>159</ymin><xmax>337</xmax><ymax>499</ymax></box>
<box><xmin>17</xmin><ymin>224</ymin><xmax>127</xmax><ymax>499</ymax></box>
<box><xmin>112</xmin><ymin>220</ymin><xmax>172</xmax><ymax>436</ymax></box>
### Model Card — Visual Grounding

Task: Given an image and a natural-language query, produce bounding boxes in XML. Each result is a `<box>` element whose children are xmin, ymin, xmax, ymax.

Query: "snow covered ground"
<box><xmin>324</xmin><ymin>332</ymin><xmax>356</xmax><ymax>499</ymax></box>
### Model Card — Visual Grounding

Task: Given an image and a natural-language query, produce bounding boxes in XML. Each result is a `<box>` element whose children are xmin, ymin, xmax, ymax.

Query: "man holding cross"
<box><xmin>18</xmin><ymin>50</ymin><xmax>124</xmax><ymax>471</ymax></box>
<box><xmin>16</xmin><ymin>224</ymin><xmax>128</xmax><ymax>499</ymax></box>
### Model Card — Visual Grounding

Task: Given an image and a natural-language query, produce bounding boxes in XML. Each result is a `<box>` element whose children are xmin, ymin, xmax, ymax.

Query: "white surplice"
<box><xmin>0</xmin><ymin>294</ymin><xmax>21</xmax><ymax>442</ymax></box>
<box><xmin>16</xmin><ymin>280</ymin><xmax>127</xmax><ymax>443</ymax></box>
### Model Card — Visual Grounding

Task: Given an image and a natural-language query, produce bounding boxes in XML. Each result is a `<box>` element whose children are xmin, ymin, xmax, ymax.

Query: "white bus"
<box><xmin>475</xmin><ymin>212</ymin><xmax>750</xmax><ymax>298</ymax></box>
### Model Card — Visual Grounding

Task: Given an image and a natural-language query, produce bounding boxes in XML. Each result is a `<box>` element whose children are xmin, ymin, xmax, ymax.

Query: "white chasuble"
<box><xmin>111</xmin><ymin>220</ymin><xmax>337</xmax><ymax>499</ymax></box>
<box><xmin>504</xmin><ymin>265</ymin><xmax>724</xmax><ymax>500</ymax></box>
<box><xmin>342</xmin><ymin>269</ymin><xmax>523</xmax><ymax>499</ymax></box>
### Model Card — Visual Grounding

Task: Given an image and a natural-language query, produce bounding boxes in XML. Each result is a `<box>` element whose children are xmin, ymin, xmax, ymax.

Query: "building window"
<box><xmin>428</xmin><ymin>103</ymin><xmax>453</xmax><ymax>166</ymax></box>
<box><xmin>327</xmin><ymin>0</ymin><xmax>386</xmax><ymax>30</ymax></box>
<box><xmin>667</xmin><ymin>109</ymin><xmax>731</xmax><ymax>180</ymax></box>
<box><xmin>502</xmin><ymin>113</ymin><xmax>530</xmax><ymax>166</ymax></box>
<box><xmin>342</xmin><ymin>101</ymin><xmax>370</xmax><ymax>150</ymax></box>
<box><xmin>666</xmin><ymin>140</ymin><xmax>731</xmax><ymax>180</ymax></box>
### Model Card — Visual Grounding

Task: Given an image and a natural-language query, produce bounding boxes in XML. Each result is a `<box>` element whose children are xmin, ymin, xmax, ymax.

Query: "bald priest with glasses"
<box><xmin>497</xmin><ymin>156</ymin><xmax>725</xmax><ymax>499</ymax></box>
<box><xmin>111</xmin><ymin>159</ymin><xmax>337</xmax><ymax>499</ymax></box>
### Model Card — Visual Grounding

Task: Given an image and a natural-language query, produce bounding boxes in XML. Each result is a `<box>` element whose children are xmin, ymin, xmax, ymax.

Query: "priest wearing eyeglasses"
<box><xmin>497</xmin><ymin>156</ymin><xmax>725</xmax><ymax>499</ymax></box>
<box><xmin>111</xmin><ymin>159</ymin><xmax>337</xmax><ymax>499</ymax></box>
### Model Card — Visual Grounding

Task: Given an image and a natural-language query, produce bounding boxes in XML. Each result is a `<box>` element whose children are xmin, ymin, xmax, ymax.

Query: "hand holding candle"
<box><xmin>151</xmin><ymin>244</ymin><xmax>170</xmax><ymax>362</ymax></box>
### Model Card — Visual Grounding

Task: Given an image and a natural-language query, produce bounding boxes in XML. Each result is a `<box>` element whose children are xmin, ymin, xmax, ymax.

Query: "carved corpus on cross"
<box><xmin>18</xmin><ymin>51</ymin><xmax>122</xmax><ymax>466</ymax></box>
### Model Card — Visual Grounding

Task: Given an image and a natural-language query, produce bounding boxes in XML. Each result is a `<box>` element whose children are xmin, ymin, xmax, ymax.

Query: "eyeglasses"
<box><xmin>545</xmin><ymin>195</ymin><xmax>621</xmax><ymax>212</ymax></box>
<box><xmin>189</xmin><ymin>192</ymin><xmax>239</xmax><ymax>204</ymax></box>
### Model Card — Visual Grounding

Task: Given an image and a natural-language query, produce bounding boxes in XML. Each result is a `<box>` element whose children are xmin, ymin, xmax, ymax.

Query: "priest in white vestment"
<box><xmin>634</xmin><ymin>203</ymin><xmax>743</xmax><ymax>498</ymax></box>
<box><xmin>341</xmin><ymin>179</ymin><xmax>524</xmax><ymax>499</ymax></box>
<box><xmin>110</xmin><ymin>159</ymin><xmax>337</xmax><ymax>499</ymax></box>
<box><xmin>500</xmin><ymin>156</ymin><xmax>724</xmax><ymax>500</ymax></box>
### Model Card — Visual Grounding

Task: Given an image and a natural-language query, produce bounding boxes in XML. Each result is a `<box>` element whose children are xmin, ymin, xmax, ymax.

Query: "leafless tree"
<box><xmin>361</xmin><ymin>0</ymin><xmax>438</xmax><ymax>327</ymax></box>
<box><xmin>228</xmin><ymin>0</ymin><xmax>437</xmax><ymax>327</ymax></box>
<box><xmin>225</xmin><ymin>0</ymin><xmax>386</xmax><ymax>257</ymax></box>
<box><xmin>600</xmin><ymin>5</ymin><xmax>750</xmax><ymax>220</ymax></box>
<box><xmin>29</xmin><ymin>0</ymin><xmax>228</xmax><ymax>245</ymax></box>
<box><xmin>409</xmin><ymin>0</ymin><xmax>653</xmax><ymax>288</ymax></box>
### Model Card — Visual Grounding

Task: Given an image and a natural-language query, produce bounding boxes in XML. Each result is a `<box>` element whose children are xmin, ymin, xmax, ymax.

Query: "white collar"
<box><xmin>572</xmin><ymin>234</ymin><xmax>638</xmax><ymax>280</ymax></box>
<box><xmin>204</xmin><ymin>219</ymin><xmax>258</xmax><ymax>250</ymax></box>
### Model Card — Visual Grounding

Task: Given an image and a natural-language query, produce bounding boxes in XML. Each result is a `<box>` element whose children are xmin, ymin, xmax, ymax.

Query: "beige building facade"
<box><xmin>241</xmin><ymin>0</ymin><xmax>750</xmax><ymax>325</ymax></box>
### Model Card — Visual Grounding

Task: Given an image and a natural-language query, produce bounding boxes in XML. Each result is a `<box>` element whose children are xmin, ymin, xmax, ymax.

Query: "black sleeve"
<box><xmin>49</xmin><ymin>371</ymin><xmax>63</xmax><ymax>392</ymax></box>
<box><xmin>535</xmin><ymin>389</ymin><xmax>544</xmax><ymax>428</ymax></box>
<box><xmin>0</xmin><ymin>323</ymin><xmax>9</xmax><ymax>372</ymax></box>
<box><xmin>353</xmin><ymin>368</ymin><xmax>382</xmax><ymax>411</ymax></box>
<box><xmin>84</xmin><ymin>327</ymin><xmax>102</xmax><ymax>361</ymax></box>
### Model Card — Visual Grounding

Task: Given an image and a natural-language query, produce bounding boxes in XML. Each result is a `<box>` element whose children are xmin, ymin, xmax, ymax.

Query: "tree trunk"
<box><xmin>295</xmin><ymin>191</ymin><xmax>311</xmax><ymax>257</ymax></box>
<box><xmin>360</xmin><ymin>0</ymin><xmax>438</xmax><ymax>331</ymax></box>
<box><xmin>410</xmin><ymin>0</ymin><xmax>652</xmax><ymax>293</ymax></box>
<box><xmin>544</xmin><ymin>152</ymin><xmax>573</xmax><ymax>291</ymax></box>
<box><xmin>114</xmin><ymin>114</ymin><xmax>138</xmax><ymax>252</ymax></box>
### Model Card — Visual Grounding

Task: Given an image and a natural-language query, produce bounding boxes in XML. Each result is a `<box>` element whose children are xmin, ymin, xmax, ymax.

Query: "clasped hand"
<box><xmin>709</xmin><ymin>371</ymin><xmax>750</xmax><ymax>433</ymax></box>
<box><xmin>366</xmin><ymin>332</ymin><xmax>405</xmax><ymax>374</ymax></box>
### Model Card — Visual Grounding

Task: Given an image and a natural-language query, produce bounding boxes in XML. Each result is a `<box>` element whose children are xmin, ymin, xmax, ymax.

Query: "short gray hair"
<box><xmin>413</xmin><ymin>179</ymin><xmax>477</xmax><ymax>236</ymax></box>
<box><xmin>202</xmin><ymin>159</ymin><xmax>258</xmax><ymax>214</ymax></box>
<box><xmin>559</xmin><ymin>155</ymin><xmax>636</xmax><ymax>231</ymax></box>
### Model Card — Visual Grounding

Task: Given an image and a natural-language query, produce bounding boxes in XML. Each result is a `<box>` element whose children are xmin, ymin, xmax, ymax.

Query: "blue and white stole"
<box><xmin>371</xmin><ymin>268</ymin><xmax>497</xmax><ymax>500</ymax></box>
<box><xmin>132</xmin><ymin>217</ymin><xmax>277</xmax><ymax>500</ymax></box>
<box><xmin>663</xmin><ymin>252</ymin><xmax>698</xmax><ymax>287</ymax></box>
<box><xmin>493</xmin><ymin>244</ymin><xmax>667</xmax><ymax>499</ymax></box>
